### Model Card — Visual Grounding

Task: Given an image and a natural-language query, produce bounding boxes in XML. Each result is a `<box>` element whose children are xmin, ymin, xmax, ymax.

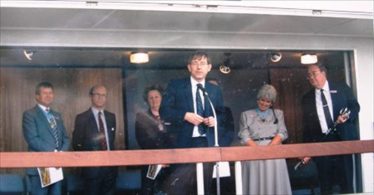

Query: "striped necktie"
<box><xmin>196</xmin><ymin>84</ymin><xmax>206</xmax><ymax>135</ymax></box>
<box><xmin>320</xmin><ymin>89</ymin><xmax>334</xmax><ymax>131</ymax></box>
<box><xmin>98</xmin><ymin>111</ymin><xmax>108</xmax><ymax>150</ymax></box>
<box><xmin>46</xmin><ymin>108</ymin><xmax>59</xmax><ymax>148</ymax></box>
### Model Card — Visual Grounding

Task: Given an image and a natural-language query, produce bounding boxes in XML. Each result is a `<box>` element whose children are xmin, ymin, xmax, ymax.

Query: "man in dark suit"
<box><xmin>301</xmin><ymin>64</ymin><xmax>360</xmax><ymax>194</ymax></box>
<box><xmin>73</xmin><ymin>85</ymin><xmax>117</xmax><ymax>195</ymax></box>
<box><xmin>23</xmin><ymin>81</ymin><xmax>70</xmax><ymax>195</ymax></box>
<box><xmin>160</xmin><ymin>51</ymin><xmax>229</xmax><ymax>194</ymax></box>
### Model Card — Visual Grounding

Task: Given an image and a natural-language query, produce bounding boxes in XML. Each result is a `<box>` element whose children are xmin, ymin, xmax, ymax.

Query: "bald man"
<box><xmin>73</xmin><ymin>85</ymin><xmax>117</xmax><ymax>195</ymax></box>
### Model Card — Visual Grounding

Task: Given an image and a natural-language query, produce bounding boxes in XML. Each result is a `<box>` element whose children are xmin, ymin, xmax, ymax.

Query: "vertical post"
<box><xmin>205</xmin><ymin>90</ymin><xmax>221</xmax><ymax>194</ymax></box>
<box><xmin>352</xmin><ymin>154</ymin><xmax>357</xmax><ymax>193</ymax></box>
<box><xmin>197</xmin><ymin>162</ymin><xmax>205</xmax><ymax>195</ymax></box>
<box><xmin>235</xmin><ymin>161</ymin><xmax>243</xmax><ymax>195</ymax></box>
<box><xmin>216</xmin><ymin>162</ymin><xmax>221</xmax><ymax>195</ymax></box>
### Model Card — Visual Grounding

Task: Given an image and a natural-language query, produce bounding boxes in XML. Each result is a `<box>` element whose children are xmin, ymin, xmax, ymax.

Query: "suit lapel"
<box><xmin>88</xmin><ymin>110</ymin><xmax>99</xmax><ymax>133</ymax></box>
<box><xmin>311</xmin><ymin>91</ymin><xmax>317</xmax><ymax>111</ymax></box>
<box><xmin>204</xmin><ymin>83</ymin><xmax>214</xmax><ymax>116</ymax></box>
<box><xmin>104</xmin><ymin>111</ymin><xmax>115</xmax><ymax>148</ymax></box>
<box><xmin>35</xmin><ymin>106</ymin><xmax>55</xmax><ymax>137</ymax></box>
<box><xmin>328</xmin><ymin>82</ymin><xmax>339</xmax><ymax>118</ymax></box>
<box><xmin>35</xmin><ymin>106</ymin><xmax>49</xmax><ymax>125</ymax></box>
<box><xmin>183</xmin><ymin>78</ymin><xmax>194</xmax><ymax>112</ymax></box>
<box><xmin>103</xmin><ymin>111</ymin><xmax>113</xmax><ymax>134</ymax></box>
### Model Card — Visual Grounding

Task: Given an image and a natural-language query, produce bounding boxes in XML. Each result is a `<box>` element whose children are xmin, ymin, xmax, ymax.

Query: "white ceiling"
<box><xmin>0</xmin><ymin>1</ymin><xmax>372</xmax><ymax>67</ymax></box>
<box><xmin>1</xmin><ymin>7</ymin><xmax>373</xmax><ymax>37</ymax></box>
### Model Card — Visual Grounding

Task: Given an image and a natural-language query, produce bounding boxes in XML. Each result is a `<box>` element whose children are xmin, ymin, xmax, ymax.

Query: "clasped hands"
<box><xmin>184</xmin><ymin>112</ymin><xmax>215</xmax><ymax>127</ymax></box>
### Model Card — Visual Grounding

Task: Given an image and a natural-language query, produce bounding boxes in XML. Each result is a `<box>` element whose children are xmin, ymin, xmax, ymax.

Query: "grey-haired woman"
<box><xmin>238</xmin><ymin>84</ymin><xmax>292</xmax><ymax>195</ymax></box>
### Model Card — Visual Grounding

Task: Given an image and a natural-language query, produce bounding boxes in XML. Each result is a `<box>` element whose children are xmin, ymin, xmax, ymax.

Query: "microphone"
<box><xmin>197</xmin><ymin>83</ymin><xmax>219</xmax><ymax>147</ymax></box>
<box><xmin>197</xmin><ymin>83</ymin><xmax>208</xmax><ymax>96</ymax></box>
<box><xmin>197</xmin><ymin>82</ymin><xmax>223</xmax><ymax>194</ymax></box>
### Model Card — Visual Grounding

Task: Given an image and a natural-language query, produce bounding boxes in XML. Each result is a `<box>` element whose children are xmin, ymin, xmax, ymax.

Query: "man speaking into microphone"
<box><xmin>160</xmin><ymin>51</ymin><xmax>229</xmax><ymax>195</ymax></box>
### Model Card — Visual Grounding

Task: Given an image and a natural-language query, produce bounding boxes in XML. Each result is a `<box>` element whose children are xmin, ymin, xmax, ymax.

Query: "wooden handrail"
<box><xmin>1</xmin><ymin>140</ymin><xmax>373</xmax><ymax>168</ymax></box>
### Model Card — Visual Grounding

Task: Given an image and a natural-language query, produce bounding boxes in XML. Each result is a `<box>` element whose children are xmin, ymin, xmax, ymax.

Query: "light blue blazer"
<box><xmin>22</xmin><ymin>105</ymin><xmax>70</xmax><ymax>175</ymax></box>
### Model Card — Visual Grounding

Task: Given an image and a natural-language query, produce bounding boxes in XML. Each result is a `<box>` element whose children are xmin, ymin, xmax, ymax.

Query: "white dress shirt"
<box><xmin>38</xmin><ymin>104</ymin><xmax>49</xmax><ymax>116</ymax></box>
<box><xmin>190</xmin><ymin>77</ymin><xmax>206</xmax><ymax>137</ymax></box>
<box><xmin>315</xmin><ymin>81</ymin><xmax>334</xmax><ymax>134</ymax></box>
<box><xmin>91</xmin><ymin>107</ymin><xmax>110</xmax><ymax>150</ymax></box>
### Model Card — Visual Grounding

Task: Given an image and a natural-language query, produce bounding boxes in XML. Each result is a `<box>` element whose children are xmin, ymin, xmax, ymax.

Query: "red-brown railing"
<box><xmin>1</xmin><ymin>140</ymin><xmax>373</xmax><ymax>168</ymax></box>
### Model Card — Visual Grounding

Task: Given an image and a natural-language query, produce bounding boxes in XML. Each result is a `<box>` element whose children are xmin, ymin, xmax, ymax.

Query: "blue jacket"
<box><xmin>160</xmin><ymin>78</ymin><xmax>233</xmax><ymax>148</ymax></box>
<box><xmin>22</xmin><ymin>105</ymin><xmax>70</xmax><ymax>175</ymax></box>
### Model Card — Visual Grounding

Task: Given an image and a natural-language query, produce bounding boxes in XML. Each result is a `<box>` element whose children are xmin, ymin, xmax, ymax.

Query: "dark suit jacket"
<box><xmin>135</xmin><ymin>110</ymin><xmax>174</xmax><ymax>149</ymax></box>
<box><xmin>302</xmin><ymin>81</ymin><xmax>360</xmax><ymax>142</ymax></box>
<box><xmin>160</xmin><ymin>78</ymin><xmax>231</xmax><ymax>148</ymax></box>
<box><xmin>72</xmin><ymin>109</ymin><xmax>117</xmax><ymax>178</ymax></box>
<box><xmin>22</xmin><ymin>105</ymin><xmax>70</xmax><ymax>175</ymax></box>
<box><xmin>73</xmin><ymin>109</ymin><xmax>116</xmax><ymax>151</ymax></box>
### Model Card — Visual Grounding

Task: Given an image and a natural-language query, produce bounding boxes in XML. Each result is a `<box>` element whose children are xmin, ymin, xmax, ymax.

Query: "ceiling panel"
<box><xmin>0</xmin><ymin>5</ymin><xmax>371</xmax><ymax>67</ymax></box>
<box><xmin>0</xmin><ymin>8</ymin><xmax>115</xmax><ymax>28</ymax></box>
<box><xmin>1</xmin><ymin>7</ymin><xmax>372</xmax><ymax>37</ymax></box>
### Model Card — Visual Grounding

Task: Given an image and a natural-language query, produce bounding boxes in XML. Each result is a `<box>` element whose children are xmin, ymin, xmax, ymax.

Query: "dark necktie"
<box><xmin>196</xmin><ymin>84</ymin><xmax>206</xmax><ymax>135</ymax></box>
<box><xmin>46</xmin><ymin>108</ymin><xmax>59</xmax><ymax>148</ymax></box>
<box><xmin>98</xmin><ymin>111</ymin><xmax>108</xmax><ymax>150</ymax></box>
<box><xmin>320</xmin><ymin>89</ymin><xmax>334</xmax><ymax>130</ymax></box>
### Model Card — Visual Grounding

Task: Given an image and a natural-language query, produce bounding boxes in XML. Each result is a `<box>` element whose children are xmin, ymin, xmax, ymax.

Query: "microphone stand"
<box><xmin>199</xmin><ymin>86</ymin><xmax>221</xmax><ymax>195</ymax></box>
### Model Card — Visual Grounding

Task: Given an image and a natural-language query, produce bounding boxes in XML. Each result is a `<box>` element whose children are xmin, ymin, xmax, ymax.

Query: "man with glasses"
<box><xmin>301</xmin><ymin>64</ymin><xmax>360</xmax><ymax>194</ymax></box>
<box><xmin>160</xmin><ymin>51</ymin><xmax>228</xmax><ymax>195</ymax></box>
<box><xmin>72</xmin><ymin>85</ymin><xmax>117</xmax><ymax>195</ymax></box>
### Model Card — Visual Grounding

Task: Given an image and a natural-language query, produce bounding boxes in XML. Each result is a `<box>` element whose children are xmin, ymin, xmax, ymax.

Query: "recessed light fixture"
<box><xmin>220</xmin><ymin>53</ymin><xmax>232</xmax><ymax>74</ymax></box>
<box><xmin>219</xmin><ymin>64</ymin><xmax>231</xmax><ymax>74</ymax></box>
<box><xmin>130</xmin><ymin>52</ymin><xmax>149</xmax><ymax>64</ymax></box>
<box><xmin>301</xmin><ymin>54</ymin><xmax>318</xmax><ymax>64</ymax></box>
<box><xmin>270</xmin><ymin>52</ymin><xmax>282</xmax><ymax>63</ymax></box>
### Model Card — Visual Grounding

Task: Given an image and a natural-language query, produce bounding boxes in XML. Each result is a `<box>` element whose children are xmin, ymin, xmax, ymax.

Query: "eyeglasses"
<box><xmin>92</xmin><ymin>93</ymin><xmax>107</xmax><ymax>98</ymax></box>
<box><xmin>190</xmin><ymin>62</ymin><xmax>209</xmax><ymax>67</ymax></box>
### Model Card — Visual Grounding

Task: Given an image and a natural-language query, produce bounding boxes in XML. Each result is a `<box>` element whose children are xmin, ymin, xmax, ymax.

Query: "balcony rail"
<box><xmin>1</xmin><ymin>140</ymin><xmax>373</xmax><ymax>168</ymax></box>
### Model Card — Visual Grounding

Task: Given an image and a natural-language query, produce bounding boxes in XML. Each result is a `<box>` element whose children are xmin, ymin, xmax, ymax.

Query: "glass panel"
<box><xmin>0</xmin><ymin>48</ymin><xmax>365</xmax><ymax>194</ymax></box>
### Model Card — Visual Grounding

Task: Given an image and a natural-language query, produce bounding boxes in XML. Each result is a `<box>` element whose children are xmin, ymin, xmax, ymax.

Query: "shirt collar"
<box><xmin>315</xmin><ymin>80</ymin><xmax>330</xmax><ymax>93</ymax></box>
<box><xmin>190</xmin><ymin>76</ymin><xmax>205</xmax><ymax>88</ymax></box>
<box><xmin>91</xmin><ymin>107</ymin><xmax>104</xmax><ymax>115</ymax></box>
<box><xmin>38</xmin><ymin>104</ymin><xmax>49</xmax><ymax>113</ymax></box>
